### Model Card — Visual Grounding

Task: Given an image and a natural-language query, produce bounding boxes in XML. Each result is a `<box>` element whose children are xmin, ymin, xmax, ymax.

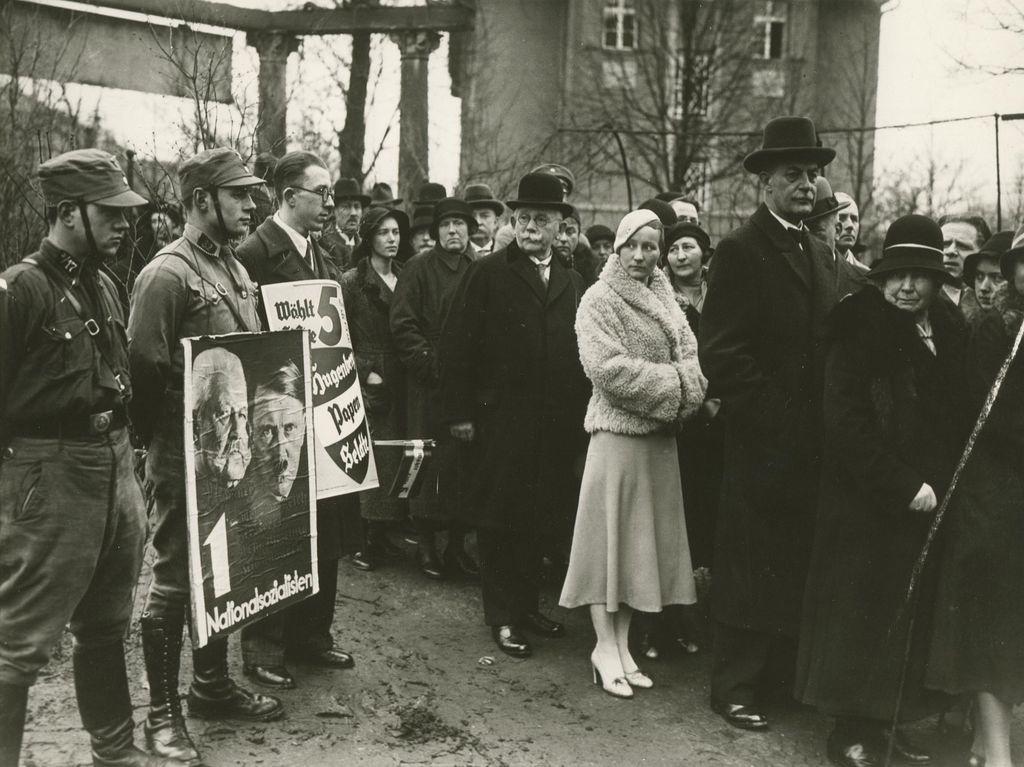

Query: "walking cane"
<box><xmin>884</xmin><ymin>314</ymin><xmax>1024</xmax><ymax>766</ymax></box>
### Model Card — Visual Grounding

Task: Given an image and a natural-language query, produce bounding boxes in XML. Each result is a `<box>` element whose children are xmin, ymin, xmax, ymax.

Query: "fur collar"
<box><xmin>991</xmin><ymin>283</ymin><xmax>1024</xmax><ymax>333</ymax></box>
<box><xmin>599</xmin><ymin>255</ymin><xmax>686</xmax><ymax>353</ymax></box>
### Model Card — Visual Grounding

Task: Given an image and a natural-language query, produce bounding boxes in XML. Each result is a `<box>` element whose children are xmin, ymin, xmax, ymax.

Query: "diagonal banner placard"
<box><xmin>261</xmin><ymin>279</ymin><xmax>379</xmax><ymax>499</ymax></box>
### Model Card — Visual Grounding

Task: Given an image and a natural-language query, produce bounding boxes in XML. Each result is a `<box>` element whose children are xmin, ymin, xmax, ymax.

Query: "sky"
<box><xmin>20</xmin><ymin>0</ymin><xmax>1024</xmax><ymax>217</ymax></box>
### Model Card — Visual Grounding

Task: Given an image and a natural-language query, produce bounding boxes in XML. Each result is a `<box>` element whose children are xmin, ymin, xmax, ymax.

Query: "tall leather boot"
<box><xmin>73</xmin><ymin>641</ymin><xmax>188</xmax><ymax>766</ymax></box>
<box><xmin>187</xmin><ymin>638</ymin><xmax>284</xmax><ymax>722</ymax></box>
<box><xmin>0</xmin><ymin>682</ymin><xmax>28</xmax><ymax>767</ymax></box>
<box><xmin>140</xmin><ymin>612</ymin><xmax>200</xmax><ymax>765</ymax></box>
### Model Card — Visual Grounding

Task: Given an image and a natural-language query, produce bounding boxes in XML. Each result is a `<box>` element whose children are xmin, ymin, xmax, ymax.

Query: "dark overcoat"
<box><xmin>439</xmin><ymin>240</ymin><xmax>591</xmax><ymax>533</ymax></box>
<box><xmin>235</xmin><ymin>217</ymin><xmax>346</xmax><ymax>555</ymax></box>
<box><xmin>389</xmin><ymin>244</ymin><xmax>476</xmax><ymax>522</ymax></box>
<box><xmin>796</xmin><ymin>287</ymin><xmax>967</xmax><ymax>721</ymax></box>
<box><xmin>340</xmin><ymin>260</ymin><xmax>406</xmax><ymax>521</ymax></box>
<box><xmin>698</xmin><ymin>203</ymin><xmax>845</xmax><ymax>635</ymax></box>
<box><xmin>235</xmin><ymin>217</ymin><xmax>339</xmax><ymax>327</ymax></box>
<box><xmin>927</xmin><ymin>283</ymin><xmax>1024</xmax><ymax>703</ymax></box>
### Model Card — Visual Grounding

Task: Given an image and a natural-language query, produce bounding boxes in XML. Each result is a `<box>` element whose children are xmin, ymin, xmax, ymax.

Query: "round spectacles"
<box><xmin>290</xmin><ymin>185</ymin><xmax>334</xmax><ymax>204</ymax></box>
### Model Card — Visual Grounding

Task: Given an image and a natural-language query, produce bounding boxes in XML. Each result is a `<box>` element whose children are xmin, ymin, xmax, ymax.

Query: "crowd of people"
<box><xmin>1</xmin><ymin>113</ymin><xmax>1024</xmax><ymax>767</ymax></box>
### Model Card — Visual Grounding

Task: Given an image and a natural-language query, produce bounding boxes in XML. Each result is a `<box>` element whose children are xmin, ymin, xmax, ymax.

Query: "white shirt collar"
<box><xmin>767</xmin><ymin>207</ymin><xmax>805</xmax><ymax>233</ymax></box>
<box><xmin>529</xmin><ymin>254</ymin><xmax>552</xmax><ymax>267</ymax></box>
<box><xmin>273</xmin><ymin>211</ymin><xmax>311</xmax><ymax>259</ymax></box>
<box><xmin>941</xmin><ymin>282</ymin><xmax>962</xmax><ymax>305</ymax></box>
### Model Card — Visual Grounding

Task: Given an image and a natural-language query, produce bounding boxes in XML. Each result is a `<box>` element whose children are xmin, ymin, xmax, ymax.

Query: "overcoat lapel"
<box><xmin>546</xmin><ymin>258</ymin><xmax>571</xmax><ymax>306</ymax></box>
<box><xmin>753</xmin><ymin>204</ymin><xmax>811</xmax><ymax>292</ymax></box>
<box><xmin>260</xmin><ymin>219</ymin><xmax>316</xmax><ymax>282</ymax></box>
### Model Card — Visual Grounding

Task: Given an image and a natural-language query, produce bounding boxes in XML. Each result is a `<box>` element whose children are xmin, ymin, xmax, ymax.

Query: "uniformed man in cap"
<box><xmin>0</xmin><ymin>149</ymin><xmax>185</xmax><ymax>766</ymax></box>
<box><xmin>128</xmin><ymin>148</ymin><xmax>284</xmax><ymax>765</ymax></box>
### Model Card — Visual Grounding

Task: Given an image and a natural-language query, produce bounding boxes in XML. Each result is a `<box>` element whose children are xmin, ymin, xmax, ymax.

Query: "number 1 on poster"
<box><xmin>204</xmin><ymin>514</ymin><xmax>231</xmax><ymax>597</ymax></box>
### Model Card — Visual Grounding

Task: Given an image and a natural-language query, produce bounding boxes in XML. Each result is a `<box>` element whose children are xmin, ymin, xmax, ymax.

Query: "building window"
<box><xmin>753</xmin><ymin>1</ymin><xmax>786</xmax><ymax>60</ymax></box>
<box><xmin>603</xmin><ymin>0</ymin><xmax>637</xmax><ymax>50</ymax></box>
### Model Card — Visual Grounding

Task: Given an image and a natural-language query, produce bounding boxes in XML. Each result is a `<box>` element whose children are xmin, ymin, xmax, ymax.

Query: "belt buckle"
<box><xmin>84</xmin><ymin>318</ymin><xmax>101</xmax><ymax>336</ymax></box>
<box><xmin>89</xmin><ymin>410</ymin><xmax>113</xmax><ymax>435</ymax></box>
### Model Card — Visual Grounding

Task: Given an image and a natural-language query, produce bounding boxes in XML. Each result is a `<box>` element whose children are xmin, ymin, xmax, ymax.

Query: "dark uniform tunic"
<box><xmin>129</xmin><ymin>223</ymin><xmax>261</xmax><ymax>618</ymax></box>
<box><xmin>0</xmin><ymin>239</ymin><xmax>145</xmax><ymax>686</ymax></box>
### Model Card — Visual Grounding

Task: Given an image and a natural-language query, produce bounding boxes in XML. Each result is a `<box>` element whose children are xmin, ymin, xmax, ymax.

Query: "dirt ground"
<box><xmin>18</xmin><ymin>535</ymin><xmax>1020</xmax><ymax>767</ymax></box>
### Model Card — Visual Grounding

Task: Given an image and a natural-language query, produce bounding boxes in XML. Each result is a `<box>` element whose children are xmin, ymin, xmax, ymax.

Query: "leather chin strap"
<box><xmin>207</xmin><ymin>187</ymin><xmax>229</xmax><ymax>236</ymax></box>
<box><xmin>76</xmin><ymin>201</ymin><xmax>101</xmax><ymax>266</ymax></box>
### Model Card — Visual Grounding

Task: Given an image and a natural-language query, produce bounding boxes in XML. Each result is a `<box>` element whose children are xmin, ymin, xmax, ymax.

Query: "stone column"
<box><xmin>247</xmin><ymin>31</ymin><xmax>300</xmax><ymax>157</ymax></box>
<box><xmin>388</xmin><ymin>30</ymin><xmax>440</xmax><ymax>203</ymax></box>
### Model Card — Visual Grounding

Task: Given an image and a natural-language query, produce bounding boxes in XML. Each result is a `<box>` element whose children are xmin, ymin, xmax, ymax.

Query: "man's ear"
<box><xmin>56</xmin><ymin>201</ymin><xmax>78</xmax><ymax>226</ymax></box>
<box><xmin>193</xmin><ymin>188</ymin><xmax>210</xmax><ymax>212</ymax></box>
<box><xmin>758</xmin><ymin>171</ymin><xmax>772</xmax><ymax>189</ymax></box>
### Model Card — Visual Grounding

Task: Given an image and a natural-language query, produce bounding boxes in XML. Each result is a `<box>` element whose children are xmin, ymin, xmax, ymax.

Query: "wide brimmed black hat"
<box><xmin>506</xmin><ymin>172</ymin><xmax>574</xmax><ymax>217</ymax></box>
<box><xmin>962</xmin><ymin>230</ymin><xmax>1012</xmax><ymax>285</ymax></box>
<box><xmin>463</xmin><ymin>183</ymin><xmax>504</xmax><ymax>214</ymax></box>
<box><xmin>805</xmin><ymin>176</ymin><xmax>850</xmax><ymax>222</ymax></box>
<box><xmin>1000</xmin><ymin>224</ymin><xmax>1024</xmax><ymax>281</ymax></box>
<box><xmin>414</xmin><ymin>181</ymin><xmax>447</xmax><ymax>206</ymax></box>
<box><xmin>665</xmin><ymin>221</ymin><xmax>711</xmax><ymax>259</ymax></box>
<box><xmin>639</xmin><ymin>198</ymin><xmax>678</xmax><ymax>227</ymax></box>
<box><xmin>369</xmin><ymin>181</ymin><xmax>402</xmax><ymax>207</ymax></box>
<box><xmin>333</xmin><ymin>177</ymin><xmax>371</xmax><ymax>206</ymax></box>
<box><xmin>743</xmin><ymin>116</ymin><xmax>836</xmax><ymax>174</ymax></box>
<box><xmin>585</xmin><ymin>224</ymin><xmax>615</xmax><ymax>245</ymax></box>
<box><xmin>352</xmin><ymin>206</ymin><xmax>412</xmax><ymax>262</ymax></box>
<box><xmin>868</xmin><ymin>214</ymin><xmax>957</xmax><ymax>285</ymax></box>
<box><xmin>430</xmin><ymin>197</ymin><xmax>479</xmax><ymax>240</ymax></box>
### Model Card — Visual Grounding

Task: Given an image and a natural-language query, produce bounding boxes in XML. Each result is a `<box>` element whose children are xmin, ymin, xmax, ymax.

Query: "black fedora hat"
<box><xmin>414</xmin><ymin>181</ymin><xmax>447</xmax><ymax>206</ymax></box>
<box><xmin>430</xmin><ymin>197</ymin><xmax>479</xmax><ymax>240</ymax></box>
<box><xmin>743</xmin><ymin>116</ymin><xmax>836</xmax><ymax>174</ymax></box>
<box><xmin>805</xmin><ymin>177</ymin><xmax>850</xmax><ymax>222</ymax></box>
<box><xmin>463</xmin><ymin>183</ymin><xmax>504</xmax><ymax>214</ymax></box>
<box><xmin>868</xmin><ymin>214</ymin><xmax>957</xmax><ymax>285</ymax></box>
<box><xmin>1000</xmin><ymin>224</ymin><xmax>1024</xmax><ymax>281</ymax></box>
<box><xmin>333</xmin><ymin>178</ymin><xmax>370</xmax><ymax>206</ymax></box>
<box><xmin>962</xmin><ymin>230</ymin><xmax>1012</xmax><ymax>285</ymax></box>
<box><xmin>506</xmin><ymin>172</ymin><xmax>574</xmax><ymax>217</ymax></box>
<box><xmin>369</xmin><ymin>181</ymin><xmax>402</xmax><ymax>207</ymax></box>
<box><xmin>410</xmin><ymin>204</ymin><xmax>434</xmax><ymax>232</ymax></box>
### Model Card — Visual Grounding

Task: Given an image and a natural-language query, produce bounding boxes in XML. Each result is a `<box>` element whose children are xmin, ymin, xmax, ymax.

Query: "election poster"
<box><xmin>260</xmin><ymin>279</ymin><xmax>379</xmax><ymax>499</ymax></box>
<box><xmin>182</xmin><ymin>330</ymin><xmax>318</xmax><ymax>647</ymax></box>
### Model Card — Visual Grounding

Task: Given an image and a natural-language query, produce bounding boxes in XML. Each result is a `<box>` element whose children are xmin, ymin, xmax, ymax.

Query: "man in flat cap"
<box><xmin>129</xmin><ymin>148</ymin><xmax>283</xmax><ymax>765</ymax></box>
<box><xmin>0</xmin><ymin>150</ymin><xmax>185</xmax><ymax>765</ymax></box>
<box><xmin>699</xmin><ymin>117</ymin><xmax>844</xmax><ymax>732</ymax></box>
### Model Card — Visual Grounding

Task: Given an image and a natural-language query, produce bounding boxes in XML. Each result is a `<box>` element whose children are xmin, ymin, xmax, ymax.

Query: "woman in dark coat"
<box><xmin>795</xmin><ymin>215</ymin><xmax>969</xmax><ymax>767</ymax></box>
<box><xmin>340</xmin><ymin>207</ymin><xmax>412</xmax><ymax>570</ymax></box>
<box><xmin>926</xmin><ymin>233</ymin><xmax>1024</xmax><ymax>767</ymax></box>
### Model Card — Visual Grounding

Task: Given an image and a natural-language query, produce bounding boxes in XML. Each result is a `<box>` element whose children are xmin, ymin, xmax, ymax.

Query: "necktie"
<box><xmin>788</xmin><ymin>228</ymin><xmax>806</xmax><ymax>252</ymax></box>
<box><xmin>536</xmin><ymin>261</ymin><xmax>549</xmax><ymax>288</ymax></box>
<box><xmin>304</xmin><ymin>241</ymin><xmax>314</xmax><ymax>271</ymax></box>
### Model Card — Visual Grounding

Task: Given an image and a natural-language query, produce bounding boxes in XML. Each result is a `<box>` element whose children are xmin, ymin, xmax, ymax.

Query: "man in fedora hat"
<box><xmin>129</xmin><ymin>148</ymin><xmax>283</xmax><ymax>764</ymax></box>
<box><xmin>805</xmin><ymin>177</ymin><xmax>866</xmax><ymax>296</ymax></box>
<box><xmin>464</xmin><ymin>182</ymin><xmax>504</xmax><ymax>256</ymax></box>
<box><xmin>0</xmin><ymin>150</ymin><xmax>186</xmax><ymax>767</ymax></box>
<box><xmin>321</xmin><ymin>177</ymin><xmax>371</xmax><ymax>271</ymax></box>
<box><xmin>369</xmin><ymin>181</ymin><xmax>402</xmax><ymax>208</ymax></box>
<box><xmin>699</xmin><ymin>116</ymin><xmax>846</xmax><ymax>731</ymax></box>
<box><xmin>440</xmin><ymin>173</ymin><xmax>590</xmax><ymax>659</ymax></box>
<box><xmin>391</xmin><ymin>198</ymin><xmax>481</xmax><ymax>581</ymax></box>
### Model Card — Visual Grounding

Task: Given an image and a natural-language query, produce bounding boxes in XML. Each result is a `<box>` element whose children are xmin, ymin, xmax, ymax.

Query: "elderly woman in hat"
<box><xmin>927</xmin><ymin>226</ymin><xmax>1024</xmax><ymax>767</ymax></box>
<box><xmin>341</xmin><ymin>207</ymin><xmax>413</xmax><ymax>570</ymax></box>
<box><xmin>559</xmin><ymin>208</ymin><xmax>706</xmax><ymax>699</ymax></box>
<box><xmin>795</xmin><ymin>215</ymin><xmax>969</xmax><ymax>767</ymax></box>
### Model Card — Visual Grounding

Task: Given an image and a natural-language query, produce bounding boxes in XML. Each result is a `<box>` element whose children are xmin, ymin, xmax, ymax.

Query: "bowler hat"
<box><xmin>414</xmin><ymin>182</ymin><xmax>447</xmax><ymax>206</ymax></box>
<box><xmin>38</xmin><ymin>148</ymin><xmax>148</xmax><ymax>207</ymax></box>
<box><xmin>743</xmin><ymin>116</ymin><xmax>836</xmax><ymax>174</ymax></box>
<box><xmin>639</xmin><ymin>198</ymin><xmax>678</xmax><ymax>227</ymax></box>
<box><xmin>1000</xmin><ymin>224</ymin><xmax>1024</xmax><ymax>281</ymax></box>
<box><xmin>804</xmin><ymin>177</ymin><xmax>850</xmax><ymax>222</ymax></box>
<box><xmin>179</xmin><ymin>148</ymin><xmax>264</xmax><ymax>201</ymax></box>
<box><xmin>585</xmin><ymin>224</ymin><xmax>615</xmax><ymax>246</ymax></box>
<box><xmin>665</xmin><ymin>221</ymin><xmax>712</xmax><ymax>259</ymax></box>
<box><xmin>506</xmin><ymin>172</ymin><xmax>574</xmax><ymax>217</ymax></box>
<box><xmin>463</xmin><ymin>183</ymin><xmax>504</xmax><ymax>214</ymax></box>
<box><xmin>868</xmin><ymin>214</ymin><xmax>957</xmax><ymax>285</ymax></box>
<box><xmin>333</xmin><ymin>178</ymin><xmax>371</xmax><ymax>206</ymax></box>
<box><xmin>369</xmin><ymin>181</ymin><xmax>402</xmax><ymax>207</ymax></box>
<box><xmin>963</xmin><ymin>230</ymin><xmax>1012</xmax><ymax>285</ymax></box>
<box><xmin>530</xmin><ymin>163</ymin><xmax>575</xmax><ymax>196</ymax></box>
<box><xmin>430</xmin><ymin>197</ymin><xmax>479</xmax><ymax>240</ymax></box>
<box><xmin>410</xmin><ymin>205</ymin><xmax>434</xmax><ymax>232</ymax></box>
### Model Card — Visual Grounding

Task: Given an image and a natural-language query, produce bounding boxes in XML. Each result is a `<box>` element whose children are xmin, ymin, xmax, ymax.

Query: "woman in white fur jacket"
<box><xmin>559</xmin><ymin>208</ymin><xmax>707</xmax><ymax>699</ymax></box>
